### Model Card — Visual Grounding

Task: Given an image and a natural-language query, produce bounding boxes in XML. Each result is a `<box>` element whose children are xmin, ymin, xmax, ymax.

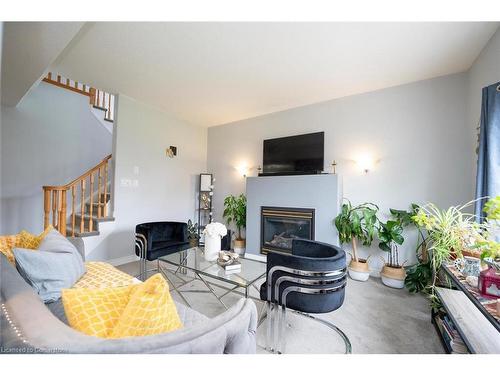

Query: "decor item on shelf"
<box><xmin>187</xmin><ymin>219</ymin><xmax>200</xmax><ymax>248</ymax></box>
<box><xmin>223</xmin><ymin>194</ymin><xmax>247</xmax><ymax>255</ymax></box>
<box><xmin>334</xmin><ymin>199</ymin><xmax>379</xmax><ymax>281</ymax></box>
<box><xmin>454</xmin><ymin>256</ymin><xmax>481</xmax><ymax>277</ymax></box>
<box><xmin>198</xmin><ymin>174</ymin><xmax>214</xmax><ymax>243</ymax></box>
<box><xmin>411</xmin><ymin>200</ymin><xmax>488</xmax><ymax>303</ymax></box>
<box><xmin>465</xmin><ymin>275</ymin><xmax>479</xmax><ymax>288</ymax></box>
<box><xmin>378</xmin><ymin>220</ymin><xmax>407</xmax><ymax>288</ymax></box>
<box><xmin>478</xmin><ymin>259</ymin><xmax>500</xmax><ymax>298</ymax></box>
<box><xmin>203</xmin><ymin>222</ymin><xmax>227</xmax><ymax>261</ymax></box>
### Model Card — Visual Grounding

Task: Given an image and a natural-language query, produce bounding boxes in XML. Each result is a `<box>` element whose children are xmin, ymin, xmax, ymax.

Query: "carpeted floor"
<box><xmin>117</xmin><ymin>260</ymin><xmax>444</xmax><ymax>354</ymax></box>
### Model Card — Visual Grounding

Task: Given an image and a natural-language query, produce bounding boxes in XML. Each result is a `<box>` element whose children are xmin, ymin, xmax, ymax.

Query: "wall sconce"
<box><xmin>166</xmin><ymin>146</ymin><xmax>177</xmax><ymax>158</ymax></box>
<box><xmin>236</xmin><ymin>164</ymin><xmax>250</xmax><ymax>178</ymax></box>
<box><xmin>355</xmin><ymin>154</ymin><xmax>376</xmax><ymax>173</ymax></box>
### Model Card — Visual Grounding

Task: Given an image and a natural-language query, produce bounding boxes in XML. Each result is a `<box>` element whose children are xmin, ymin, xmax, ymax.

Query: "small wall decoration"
<box><xmin>166</xmin><ymin>146</ymin><xmax>177</xmax><ymax>158</ymax></box>
<box><xmin>200</xmin><ymin>174</ymin><xmax>212</xmax><ymax>192</ymax></box>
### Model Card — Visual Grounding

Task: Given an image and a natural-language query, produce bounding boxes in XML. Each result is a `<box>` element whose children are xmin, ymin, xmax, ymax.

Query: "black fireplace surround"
<box><xmin>261</xmin><ymin>206</ymin><xmax>315</xmax><ymax>254</ymax></box>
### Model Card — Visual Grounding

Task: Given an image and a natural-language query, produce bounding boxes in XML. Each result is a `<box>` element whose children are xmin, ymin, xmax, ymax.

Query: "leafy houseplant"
<box><xmin>411</xmin><ymin>200</ymin><xmax>487</xmax><ymax>301</ymax></box>
<box><xmin>334</xmin><ymin>200</ymin><xmax>379</xmax><ymax>281</ymax></box>
<box><xmin>187</xmin><ymin>219</ymin><xmax>199</xmax><ymax>247</ymax></box>
<box><xmin>223</xmin><ymin>194</ymin><xmax>247</xmax><ymax>254</ymax></box>
<box><xmin>476</xmin><ymin>196</ymin><xmax>500</xmax><ymax>264</ymax></box>
<box><xmin>378</xmin><ymin>220</ymin><xmax>406</xmax><ymax>288</ymax></box>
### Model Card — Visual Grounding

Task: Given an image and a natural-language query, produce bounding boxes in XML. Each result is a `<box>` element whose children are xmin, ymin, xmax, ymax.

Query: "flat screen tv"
<box><xmin>261</xmin><ymin>132</ymin><xmax>324</xmax><ymax>176</ymax></box>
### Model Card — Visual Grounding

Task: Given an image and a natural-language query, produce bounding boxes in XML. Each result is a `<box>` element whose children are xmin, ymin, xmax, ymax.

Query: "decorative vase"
<box><xmin>380</xmin><ymin>265</ymin><xmax>406</xmax><ymax>289</ymax></box>
<box><xmin>348</xmin><ymin>259</ymin><xmax>370</xmax><ymax>282</ymax></box>
<box><xmin>234</xmin><ymin>239</ymin><xmax>246</xmax><ymax>256</ymax></box>
<box><xmin>204</xmin><ymin>235</ymin><xmax>221</xmax><ymax>261</ymax></box>
<box><xmin>478</xmin><ymin>266</ymin><xmax>500</xmax><ymax>298</ymax></box>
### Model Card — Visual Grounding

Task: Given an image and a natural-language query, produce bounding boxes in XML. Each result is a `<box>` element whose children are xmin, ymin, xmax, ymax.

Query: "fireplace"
<box><xmin>261</xmin><ymin>206</ymin><xmax>315</xmax><ymax>254</ymax></box>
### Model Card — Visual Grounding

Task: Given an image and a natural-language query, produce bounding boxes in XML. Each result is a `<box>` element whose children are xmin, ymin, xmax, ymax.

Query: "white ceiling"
<box><xmin>53</xmin><ymin>22</ymin><xmax>498</xmax><ymax>127</ymax></box>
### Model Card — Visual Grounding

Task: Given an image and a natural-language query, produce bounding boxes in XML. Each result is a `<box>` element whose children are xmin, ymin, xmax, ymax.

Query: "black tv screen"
<box><xmin>262</xmin><ymin>132</ymin><xmax>324</xmax><ymax>175</ymax></box>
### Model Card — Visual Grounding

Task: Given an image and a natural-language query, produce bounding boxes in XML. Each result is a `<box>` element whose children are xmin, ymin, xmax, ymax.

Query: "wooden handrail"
<box><xmin>43</xmin><ymin>155</ymin><xmax>112</xmax><ymax>190</ymax></box>
<box><xmin>43</xmin><ymin>72</ymin><xmax>115</xmax><ymax>121</ymax></box>
<box><xmin>43</xmin><ymin>154</ymin><xmax>112</xmax><ymax>236</ymax></box>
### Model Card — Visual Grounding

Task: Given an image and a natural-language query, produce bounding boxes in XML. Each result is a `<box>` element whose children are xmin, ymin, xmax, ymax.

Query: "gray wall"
<box><xmin>246</xmin><ymin>174</ymin><xmax>341</xmax><ymax>255</ymax></box>
<box><xmin>85</xmin><ymin>94</ymin><xmax>207</xmax><ymax>261</ymax></box>
<box><xmin>1</xmin><ymin>82</ymin><xmax>112</xmax><ymax>234</ymax></box>
<box><xmin>466</xmin><ymin>27</ymin><xmax>500</xmax><ymax>197</ymax></box>
<box><xmin>208</xmin><ymin>73</ymin><xmax>471</xmax><ymax>271</ymax></box>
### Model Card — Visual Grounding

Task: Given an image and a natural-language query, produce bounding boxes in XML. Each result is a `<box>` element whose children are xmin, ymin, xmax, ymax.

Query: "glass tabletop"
<box><xmin>158</xmin><ymin>247</ymin><xmax>267</xmax><ymax>288</ymax></box>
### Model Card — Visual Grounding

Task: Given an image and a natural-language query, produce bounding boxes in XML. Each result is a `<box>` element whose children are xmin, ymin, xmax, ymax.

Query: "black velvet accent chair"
<box><xmin>135</xmin><ymin>222</ymin><xmax>190</xmax><ymax>280</ymax></box>
<box><xmin>259</xmin><ymin>239</ymin><xmax>350</xmax><ymax>354</ymax></box>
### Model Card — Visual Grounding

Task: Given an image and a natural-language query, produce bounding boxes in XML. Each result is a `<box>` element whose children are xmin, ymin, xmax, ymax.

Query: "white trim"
<box><xmin>244</xmin><ymin>252</ymin><xmax>267</xmax><ymax>262</ymax></box>
<box><xmin>107</xmin><ymin>254</ymin><xmax>139</xmax><ymax>266</ymax></box>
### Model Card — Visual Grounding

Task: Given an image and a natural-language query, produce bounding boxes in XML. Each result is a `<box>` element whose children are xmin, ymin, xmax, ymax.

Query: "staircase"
<box><xmin>41</xmin><ymin>72</ymin><xmax>116</xmax><ymax>238</ymax></box>
<box><xmin>43</xmin><ymin>72</ymin><xmax>115</xmax><ymax>123</ymax></box>
<box><xmin>43</xmin><ymin>155</ymin><xmax>114</xmax><ymax>238</ymax></box>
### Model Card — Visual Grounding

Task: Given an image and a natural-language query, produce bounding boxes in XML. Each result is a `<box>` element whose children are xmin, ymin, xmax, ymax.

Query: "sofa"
<box><xmin>0</xmin><ymin>238</ymin><xmax>257</xmax><ymax>354</ymax></box>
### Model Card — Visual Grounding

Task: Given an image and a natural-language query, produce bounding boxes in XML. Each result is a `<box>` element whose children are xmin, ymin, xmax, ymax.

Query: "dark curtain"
<box><xmin>475</xmin><ymin>81</ymin><xmax>500</xmax><ymax>222</ymax></box>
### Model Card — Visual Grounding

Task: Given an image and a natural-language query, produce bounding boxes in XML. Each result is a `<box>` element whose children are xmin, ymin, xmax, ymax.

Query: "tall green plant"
<box><xmin>334</xmin><ymin>200</ymin><xmax>379</xmax><ymax>262</ymax></box>
<box><xmin>378</xmin><ymin>220</ymin><xmax>404</xmax><ymax>267</ymax></box>
<box><xmin>223</xmin><ymin>194</ymin><xmax>247</xmax><ymax>240</ymax></box>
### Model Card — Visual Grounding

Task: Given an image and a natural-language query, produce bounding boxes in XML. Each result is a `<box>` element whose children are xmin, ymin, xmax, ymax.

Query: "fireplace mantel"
<box><xmin>245</xmin><ymin>174</ymin><xmax>342</xmax><ymax>256</ymax></box>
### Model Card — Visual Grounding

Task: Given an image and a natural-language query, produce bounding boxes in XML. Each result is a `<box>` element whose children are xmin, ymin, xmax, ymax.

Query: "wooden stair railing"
<box><xmin>43</xmin><ymin>155</ymin><xmax>112</xmax><ymax>237</ymax></box>
<box><xmin>43</xmin><ymin>72</ymin><xmax>115</xmax><ymax>122</ymax></box>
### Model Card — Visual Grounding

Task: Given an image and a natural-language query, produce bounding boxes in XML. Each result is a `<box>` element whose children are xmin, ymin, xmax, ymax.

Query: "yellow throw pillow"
<box><xmin>109</xmin><ymin>274</ymin><xmax>183</xmax><ymax>339</ymax></box>
<box><xmin>18</xmin><ymin>225</ymin><xmax>53</xmax><ymax>249</ymax></box>
<box><xmin>74</xmin><ymin>262</ymin><xmax>136</xmax><ymax>289</ymax></box>
<box><xmin>0</xmin><ymin>234</ymin><xmax>20</xmax><ymax>265</ymax></box>
<box><xmin>62</xmin><ymin>285</ymin><xmax>134</xmax><ymax>338</ymax></box>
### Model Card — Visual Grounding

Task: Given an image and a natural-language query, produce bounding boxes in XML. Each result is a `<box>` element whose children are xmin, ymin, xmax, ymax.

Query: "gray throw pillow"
<box><xmin>13</xmin><ymin>230</ymin><xmax>86</xmax><ymax>303</ymax></box>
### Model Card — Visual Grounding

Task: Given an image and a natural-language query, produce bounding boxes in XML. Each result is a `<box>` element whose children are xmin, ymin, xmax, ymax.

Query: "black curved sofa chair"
<box><xmin>259</xmin><ymin>239</ymin><xmax>350</xmax><ymax>354</ymax></box>
<box><xmin>135</xmin><ymin>222</ymin><xmax>190</xmax><ymax>280</ymax></box>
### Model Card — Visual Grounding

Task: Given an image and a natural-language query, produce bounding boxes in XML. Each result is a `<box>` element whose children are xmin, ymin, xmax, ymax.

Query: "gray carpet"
<box><xmin>117</xmin><ymin>260</ymin><xmax>444</xmax><ymax>354</ymax></box>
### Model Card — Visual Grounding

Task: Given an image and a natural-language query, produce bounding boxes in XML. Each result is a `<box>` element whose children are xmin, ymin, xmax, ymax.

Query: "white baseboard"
<box><xmin>107</xmin><ymin>254</ymin><xmax>139</xmax><ymax>266</ymax></box>
<box><xmin>244</xmin><ymin>252</ymin><xmax>267</xmax><ymax>262</ymax></box>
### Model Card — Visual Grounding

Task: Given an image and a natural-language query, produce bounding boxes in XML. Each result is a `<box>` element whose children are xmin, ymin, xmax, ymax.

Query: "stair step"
<box><xmin>74</xmin><ymin>214</ymin><xmax>115</xmax><ymax>223</ymax></box>
<box><xmin>72</xmin><ymin>230</ymin><xmax>100</xmax><ymax>238</ymax></box>
<box><xmin>93</xmin><ymin>105</ymin><xmax>108</xmax><ymax>112</ymax></box>
<box><xmin>104</xmin><ymin>117</ymin><xmax>114</xmax><ymax>123</ymax></box>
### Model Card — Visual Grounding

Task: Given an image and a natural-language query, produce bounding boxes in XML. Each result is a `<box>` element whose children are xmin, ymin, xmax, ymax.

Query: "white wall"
<box><xmin>1</xmin><ymin>22</ymin><xmax>84</xmax><ymax>106</ymax></box>
<box><xmin>1</xmin><ymin>81</ymin><xmax>112</xmax><ymax>234</ymax></box>
<box><xmin>207</xmin><ymin>73</ymin><xmax>471</xmax><ymax>272</ymax></box>
<box><xmin>466</xmin><ymin>28</ymin><xmax>500</xmax><ymax>196</ymax></box>
<box><xmin>85</xmin><ymin>94</ymin><xmax>207</xmax><ymax>261</ymax></box>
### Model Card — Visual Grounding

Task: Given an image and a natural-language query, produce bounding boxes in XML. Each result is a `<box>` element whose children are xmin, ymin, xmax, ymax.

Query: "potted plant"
<box><xmin>223</xmin><ymin>194</ymin><xmax>247</xmax><ymax>255</ymax></box>
<box><xmin>334</xmin><ymin>199</ymin><xmax>379</xmax><ymax>281</ymax></box>
<box><xmin>410</xmin><ymin>200</ymin><xmax>487</xmax><ymax>302</ymax></box>
<box><xmin>187</xmin><ymin>219</ymin><xmax>199</xmax><ymax>248</ymax></box>
<box><xmin>378</xmin><ymin>220</ymin><xmax>406</xmax><ymax>288</ymax></box>
<box><xmin>203</xmin><ymin>222</ymin><xmax>227</xmax><ymax>261</ymax></box>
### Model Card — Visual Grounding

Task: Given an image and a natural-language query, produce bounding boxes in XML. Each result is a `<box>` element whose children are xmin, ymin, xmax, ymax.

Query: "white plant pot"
<box><xmin>381</xmin><ymin>275</ymin><xmax>405</xmax><ymax>289</ymax></box>
<box><xmin>204</xmin><ymin>235</ymin><xmax>221</xmax><ymax>261</ymax></box>
<box><xmin>233</xmin><ymin>239</ymin><xmax>246</xmax><ymax>256</ymax></box>
<box><xmin>348</xmin><ymin>267</ymin><xmax>370</xmax><ymax>282</ymax></box>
